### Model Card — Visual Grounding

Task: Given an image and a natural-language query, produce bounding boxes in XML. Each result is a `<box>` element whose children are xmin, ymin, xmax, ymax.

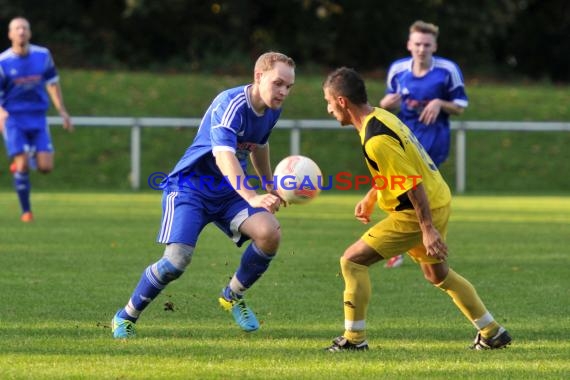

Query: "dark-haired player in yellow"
<box><xmin>322</xmin><ymin>67</ymin><xmax>511</xmax><ymax>352</ymax></box>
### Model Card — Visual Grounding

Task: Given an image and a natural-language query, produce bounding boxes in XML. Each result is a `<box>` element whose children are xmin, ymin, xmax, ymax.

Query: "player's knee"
<box><xmin>156</xmin><ymin>243</ymin><xmax>195</xmax><ymax>282</ymax></box>
<box><xmin>342</xmin><ymin>243</ymin><xmax>361</xmax><ymax>262</ymax></box>
<box><xmin>268</xmin><ymin>224</ymin><xmax>281</xmax><ymax>246</ymax></box>
<box><xmin>424</xmin><ymin>273</ymin><xmax>439</xmax><ymax>285</ymax></box>
<box><xmin>255</xmin><ymin>226</ymin><xmax>281</xmax><ymax>253</ymax></box>
<box><xmin>422</xmin><ymin>265</ymin><xmax>447</xmax><ymax>285</ymax></box>
<box><xmin>154</xmin><ymin>258</ymin><xmax>184</xmax><ymax>283</ymax></box>
<box><xmin>264</xmin><ymin>221</ymin><xmax>282</xmax><ymax>242</ymax></box>
<box><xmin>38</xmin><ymin>166</ymin><xmax>52</xmax><ymax>174</ymax></box>
<box><xmin>164</xmin><ymin>243</ymin><xmax>194</xmax><ymax>267</ymax></box>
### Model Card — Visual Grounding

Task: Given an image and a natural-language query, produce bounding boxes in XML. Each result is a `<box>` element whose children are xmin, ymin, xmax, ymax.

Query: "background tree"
<box><xmin>0</xmin><ymin>0</ymin><xmax>567</xmax><ymax>81</ymax></box>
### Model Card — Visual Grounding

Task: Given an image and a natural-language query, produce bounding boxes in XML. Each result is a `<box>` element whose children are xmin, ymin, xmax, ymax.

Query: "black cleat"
<box><xmin>470</xmin><ymin>328</ymin><xmax>512</xmax><ymax>350</ymax></box>
<box><xmin>326</xmin><ymin>336</ymin><xmax>369</xmax><ymax>352</ymax></box>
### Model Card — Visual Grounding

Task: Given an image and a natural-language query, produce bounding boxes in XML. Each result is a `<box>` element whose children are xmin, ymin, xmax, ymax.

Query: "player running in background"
<box><xmin>379</xmin><ymin>20</ymin><xmax>468</xmax><ymax>268</ymax></box>
<box><xmin>112</xmin><ymin>51</ymin><xmax>295</xmax><ymax>338</ymax></box>
<box><xmin>0</xmin><ymin>17</ymin><xmax>73</xmax><ymax>222</ymax></box>
<box><xmin>322</xmin><ymin>67</ymin><xmax>510</xmax><ymax>352</ymax></box>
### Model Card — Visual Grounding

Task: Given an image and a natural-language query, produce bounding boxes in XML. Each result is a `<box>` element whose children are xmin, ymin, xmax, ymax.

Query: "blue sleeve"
<box><xmin>0</xmin><ymin>68</ymin><xmax>5</xmax><ymax>103</ymax></box>
<box><xmin>449</xmin><ymin>85</ymin><xmax>468</xmax><ymax>105</ymax></box>
<box><xmin>210</xmin><ymin>99</ymin><xmax>243</xmax><ymax>150</ymax></box>
<box><xmin>385</xmin><ymin>65</ymin><xmax>398</xmax><ymax>94</ymax></box>
<box><xmin>43</xmin><ymin>51</ymin><xmax>58</xmax><ymax>82</ymax></box>
<box><xmin>446</xmin><ymin>63</ymin><xmax>468</xmax><ymax>106</ymax></box>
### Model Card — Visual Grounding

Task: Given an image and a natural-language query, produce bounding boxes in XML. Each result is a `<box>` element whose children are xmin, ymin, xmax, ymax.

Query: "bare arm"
<box><xmin>406</xmin><ymin>183</ymin><xmax>448</xmax><ymax>260</ymax></box>
<box><xmin>0</xmin><ymin>106</ymin><xmax>8</xmax><ymax>133</ymax></box>
<box><xmin>214</xmin><ymin>150</ymin><xmax>280</xmax><ymax>213</ymax></box>
<box><xmin>250</xmin><ymin>144</ymin><xmax>273</xmax><ymax>190</ymax></box>
<box><xmin>439</xmin><ymin>100</ymin><xmax>465</xmax><ymax>116</ymax></box>
<box><xmin>379</xmin><ymin>93</ymin><xmax>402</xmax><ymax>113</ymax></box>
<box><xmin>420</xmin><ymin>99</ymin><xmax>465</xmax><ymax>125</ymax></box>
<box><xmin>46</xmin><ymin>82</ymin><xmax>73</xmax><ymax>131</ymax></box>
<box><xmin>250</xmin><ymin>144</ymin><xmax>288</xmax><ymax>204</ymax></box>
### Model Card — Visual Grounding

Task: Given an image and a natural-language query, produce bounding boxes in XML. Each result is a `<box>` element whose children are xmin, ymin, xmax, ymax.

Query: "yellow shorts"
<box><xmin>361</xmin><ymin>204</ymin><xmax>450</xmax><ymax>264</ymax></box>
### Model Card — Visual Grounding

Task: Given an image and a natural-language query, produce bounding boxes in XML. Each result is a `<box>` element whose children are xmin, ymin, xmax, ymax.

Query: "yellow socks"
<box><xmin>339</xmin><ymin>261</ymin><xmax>501</xmax><ymax>342</ymax></box>
<box><xmin>340</xmin><ymin>257</ymin><xmax>371</xmax><ymax>343</ymax></box>
<box><xmin>436</xmin><ymin>268</ymin><xmax>500</xmax><ymax>338</ymax></box>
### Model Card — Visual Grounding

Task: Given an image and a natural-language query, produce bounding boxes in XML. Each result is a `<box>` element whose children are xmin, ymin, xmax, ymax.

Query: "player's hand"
<box><xmin>269</xmin><ymin>189</ymin><xmax>288</xmax><ymax>208</ymax></box>
<box><xmin>248</xmin><ymin>193</ymin><xmax>282</xmax><ymax>213</ymax></box>
<box><xmin>60</xmin><ymin>110</ymin><xmax>74</xmax><ymax>132</ymax></box>
<box><xmin>423</xmin><ymin>227</ymin><xmax>448</xmax><ymax>260</ymax></box>
<box><xmin>354</xmin><ymin>199</ymin><xmax>375</xmax><ymax>224</ymax></box>
<box><xmin>263</xmin><ymin>181</ymin><xmax>288</xmax><ymax>208</ymax></box>
<box><xmin>419</xmin><ymin>99</ymin><xmax>442</xmax><ymax>125</ymax></box>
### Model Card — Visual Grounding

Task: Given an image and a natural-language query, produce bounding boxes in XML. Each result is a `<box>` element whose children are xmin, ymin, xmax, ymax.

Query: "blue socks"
<box><xmin>118</xmin><ymin>244</ymin><xmax>273</xmax><ymax>323</ymax></box>
<box><xmin>14</xmin><ymin>171</ymin><xmax>31</xmax><ymax>213</ymax></box>
<box><xmin>223</xmin><ymin>286</ymin><xmax>241</xmax><ymax>301</ymax></box>
<box><xmin>118</xmin><ymin>258</ymin><xmax>185</xmax><ymax>322</ymax></box>
<box><xmin>235</xmin><ymin>243</ymin><xmax>274</xmax><ymax>289</ymax></box>
<box><xmin>118</xmin><ymin>265</ymin><xmax>166</xmax><ymax>322</ymax></box>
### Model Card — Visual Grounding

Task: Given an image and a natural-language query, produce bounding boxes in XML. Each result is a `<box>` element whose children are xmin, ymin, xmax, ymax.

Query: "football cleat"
<box><xmin>470</xmin><ymin>327</ymin><xmax>512</xmax><ymax>350</ymax></box>
<box><xmin>384</xmin><ymin>254</ymin><xmax>404</xmax><ymax>268</ymax></box>
<box><xmin>219</xmin><ymin>291</ymin><xmax>259</xmax><ymax>332</ymax></box>
<box><xmin>20</xmin><ymin>212</ymin><xmax>34</xmax><ymax>223</ymax></box>
<box><xmin>112</xmin><ymin>312</ymin><xmax>136</xmax><ymax>339</ymax></box>
<box><xmin>326</xmin><ymin>336</ymin><xmax>369</xmax><ymax>352</ymax></box>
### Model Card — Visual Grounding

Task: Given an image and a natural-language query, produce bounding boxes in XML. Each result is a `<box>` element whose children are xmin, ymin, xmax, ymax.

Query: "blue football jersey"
<box><xmin>168</xmin><ymin>85</ymin><xmax>281</xmax><ymax>198</ymax></box>
<box><xmin>385</xmin><ymin>56</ymin><xmax>468</xmax><ymax>131</ymax></box>
<box><xmin>0</xmin><ymin>44</ymin><xmax>59</xmax><ymax>126</ymax></box>
<box><xmin>385</xmin><ymin>56</ymin><xmax>468</xmax><ymax>165</ymax></box>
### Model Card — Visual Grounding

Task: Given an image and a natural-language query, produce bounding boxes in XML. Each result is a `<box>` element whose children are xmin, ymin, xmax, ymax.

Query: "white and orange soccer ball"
<box><xmin>273</xmin><ymin>155</ymin><xmax>322</xmax><ymax>204</ymax></box>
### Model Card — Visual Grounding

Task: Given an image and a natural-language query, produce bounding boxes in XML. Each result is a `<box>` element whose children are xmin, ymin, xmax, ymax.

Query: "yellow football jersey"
<box><xmin>360</xmin><ymin>108</ymin><xmax>451</xmax><ymax>212</ymax></box>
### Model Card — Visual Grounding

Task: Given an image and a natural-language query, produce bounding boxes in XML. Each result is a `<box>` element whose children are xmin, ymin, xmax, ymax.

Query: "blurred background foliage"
<box><xmin>1</xmin><ymin>0</ymin><xmax>569</xmax><ymax>81</ymax></box>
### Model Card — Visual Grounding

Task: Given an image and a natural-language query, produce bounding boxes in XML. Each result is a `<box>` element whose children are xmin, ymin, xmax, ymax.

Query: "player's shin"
<box><xmin>121</xmin><ymin>264</ymin><xmax>168</xmax><ymax>321</ymax></box>
<box><xmin>13</xmin><ymin>171</ymin><xmax>31</xmax><ymax>213</ymax></box>
<box><xmin>435</xmin><ymin>268</ymin><xmax>500</xmax><ymax>338</ymax></box>
<box><xmin>340</xmin><ymin>257</ymin><xmax>371</xmax><ymax>343</ymax></box>
<box><xmin>120</xmin><ymin>244</ymin><xmax>193</xmax><ymax>321</ymax></box>
<box><xmin>229</xmin><ymin>242</ymin><xmax>274</xmax><ymax>296</ymax></box>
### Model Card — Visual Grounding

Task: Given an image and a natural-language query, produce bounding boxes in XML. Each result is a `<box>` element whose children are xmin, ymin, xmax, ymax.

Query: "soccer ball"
<box><xmin>273</xmin><ymin>155</ymin><xmax>322</xmax><ymax>204</ymax></box>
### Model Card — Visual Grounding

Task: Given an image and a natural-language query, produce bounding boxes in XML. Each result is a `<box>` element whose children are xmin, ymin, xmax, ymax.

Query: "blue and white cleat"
<box><xmin>219</xmin><ymin>291</ymin><xmax>260</xmax><ymax>332</ymax></box>
<box><xmin>112</xmin><ymin>312</ymin><xmax>136</xmax><ymax>339</ymax></box>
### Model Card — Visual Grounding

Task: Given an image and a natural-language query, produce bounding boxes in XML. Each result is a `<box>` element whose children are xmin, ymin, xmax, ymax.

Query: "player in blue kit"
<box><xmin>380</xmin><ymin>20</ymin><xmax>468</xmax><ymax>268</ymax></box>
<box><xmin>0</xmin><ymin>17</ymin><xmax>73</xmax><ymax>222</ymax></box>
<box><xmin>112</xmin><ymin>51</ymin><xmax>295</xmax><ymax>338</ymax></box>
<box><xmin>380</xmin><ymin>20</ymin><xmax>467</xmax><ymax>167</ymax></box>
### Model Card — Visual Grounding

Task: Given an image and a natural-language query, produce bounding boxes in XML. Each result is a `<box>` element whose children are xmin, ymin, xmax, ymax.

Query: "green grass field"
<box><xmin>1</xmin><ymin>192</ymin><xmax>568</xmax><ymax>379</ymax></box>
<box><xmin>55</xmin><ymin>70</ymin><xmax>570</xmax><ymax>120</ymax></box>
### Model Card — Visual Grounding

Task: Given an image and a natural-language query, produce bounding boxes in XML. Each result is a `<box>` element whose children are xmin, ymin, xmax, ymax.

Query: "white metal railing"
<box><xmin>47</xmin><ymin>117</ymin><xmax>570</xmax><ymax>192</ymax></box>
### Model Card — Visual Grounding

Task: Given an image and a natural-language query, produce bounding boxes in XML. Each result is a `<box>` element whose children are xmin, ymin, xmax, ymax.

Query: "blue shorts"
<box><xmin>2</xmin><ymin>115</ymin><xmax>53</xmax><ymax>157</ymax></box>
<box><xmin>156</xmin><ymin>189</ymin><xmax>265</xmax><ymax>247</ymax></box>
